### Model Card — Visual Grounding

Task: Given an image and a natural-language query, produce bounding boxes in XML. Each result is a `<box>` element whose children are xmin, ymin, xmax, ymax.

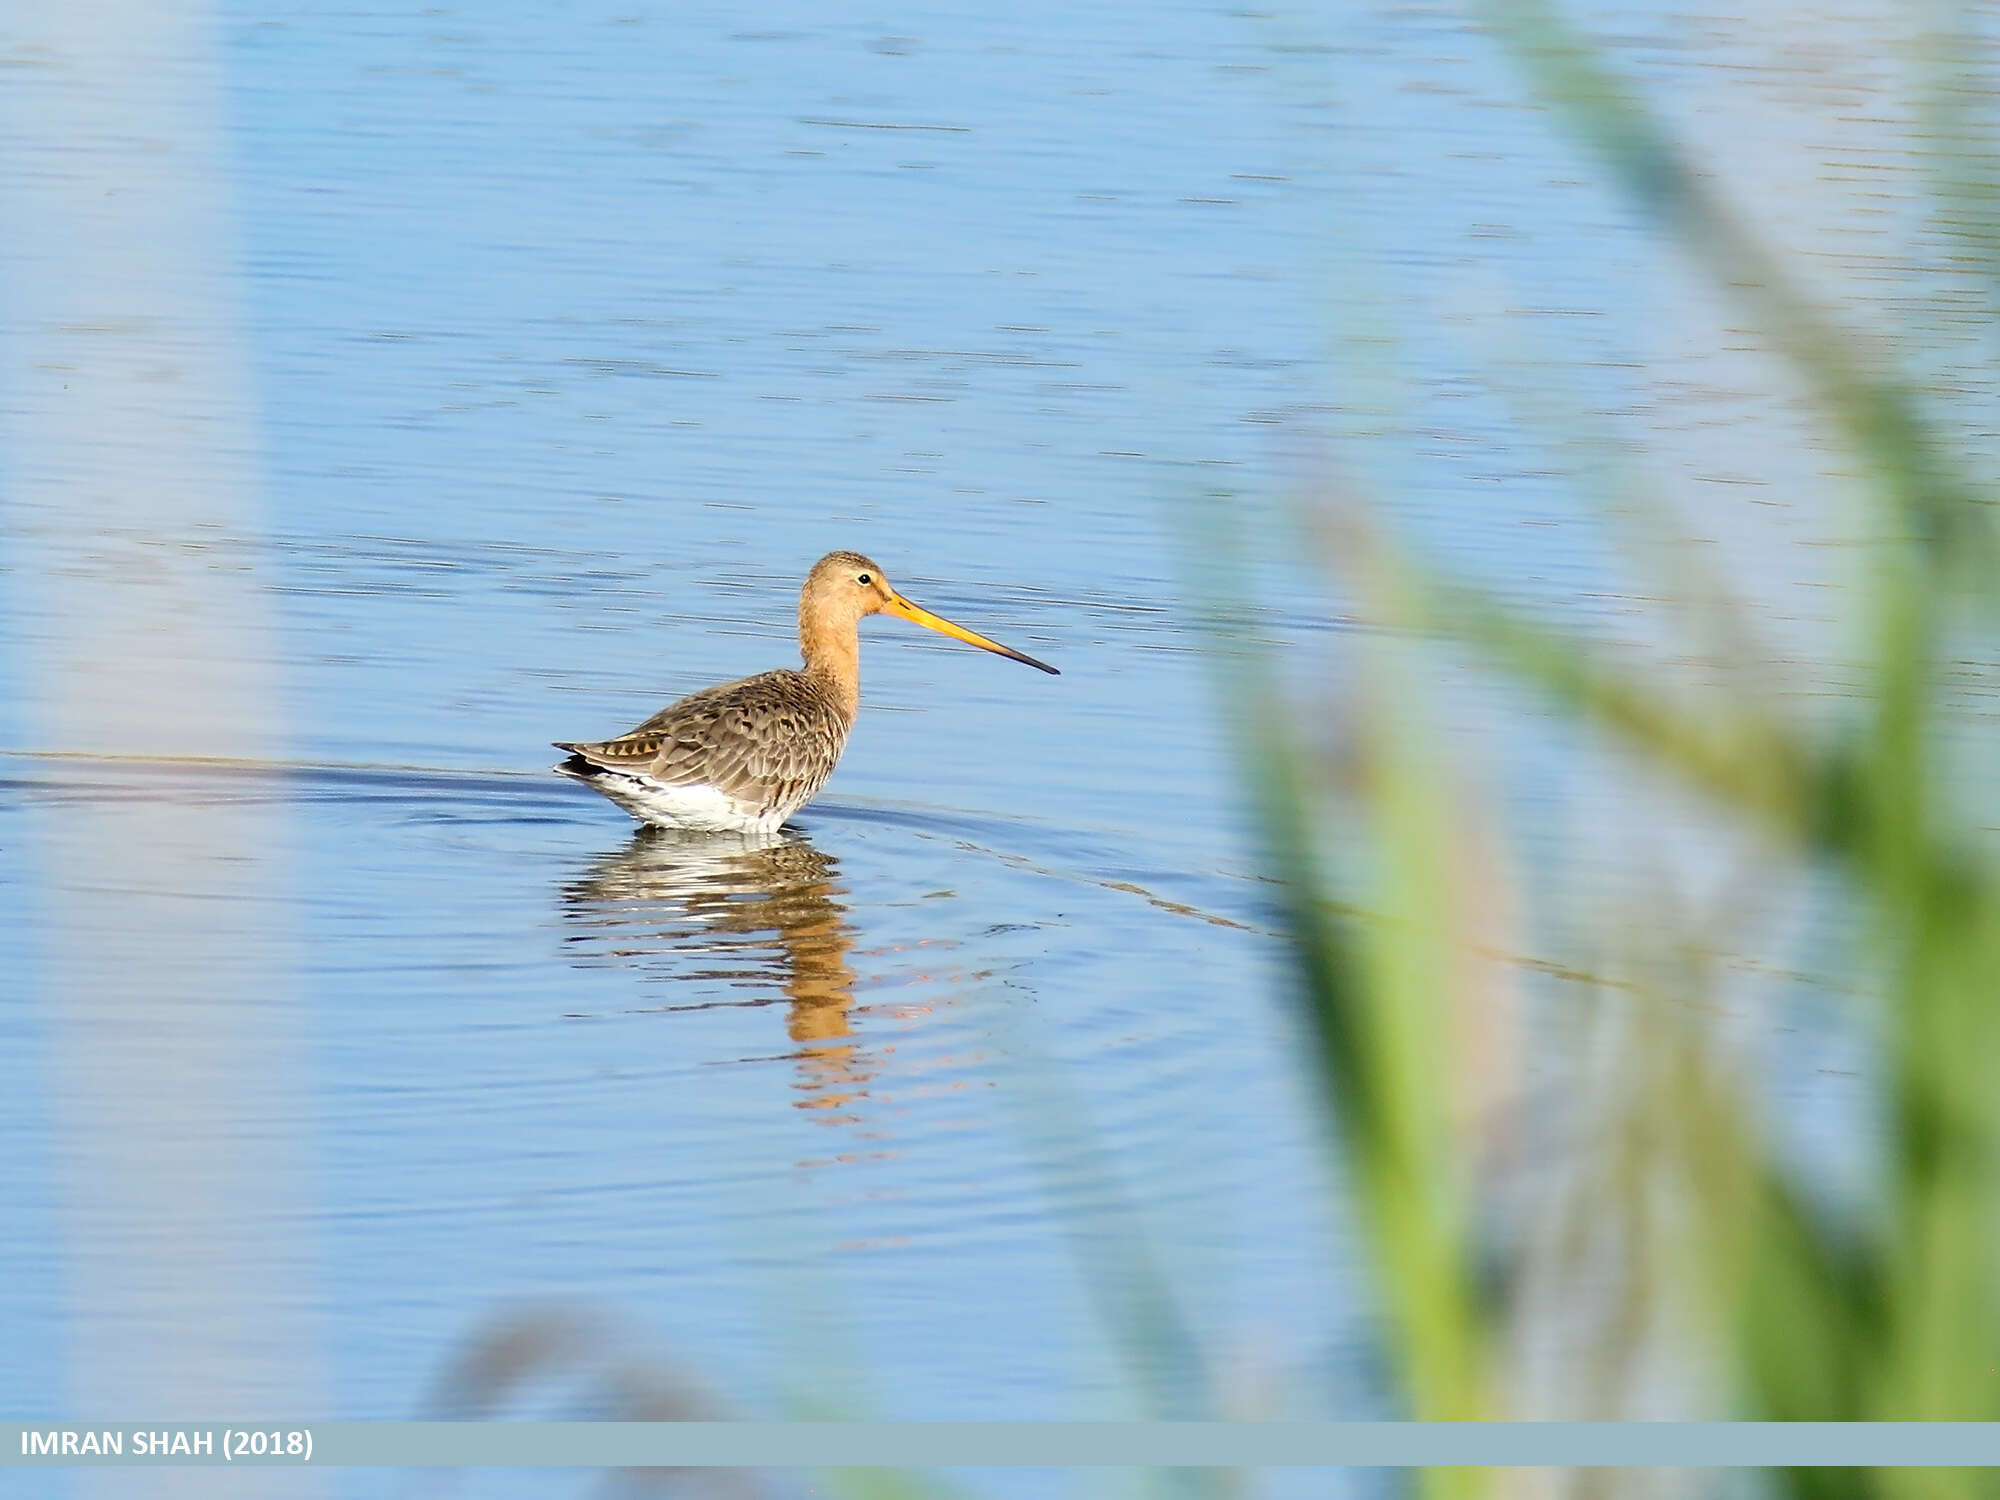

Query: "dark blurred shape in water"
<box><xmin>428</xmin><ymin>1302</ymin><xmax>766</xmax><ymax>1498</ymax></box>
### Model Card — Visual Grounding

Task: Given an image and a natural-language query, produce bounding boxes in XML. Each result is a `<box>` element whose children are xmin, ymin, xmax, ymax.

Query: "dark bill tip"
<box><xmin>1001</xmin><ymin>645</ymin><xmax>1060</xmax><ymax>675</ymax></box>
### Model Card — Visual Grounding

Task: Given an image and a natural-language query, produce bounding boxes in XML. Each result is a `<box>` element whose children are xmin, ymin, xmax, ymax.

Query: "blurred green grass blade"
<box><xmin>1680</xmin><ymin>1063</ymin><xmax>1883</xmax><ymax>1425</ymax></box>
<box><xmin>1406</xmin><ymin>563</ymin><xmax>1814</xmax><ymax>842</ymax></box>
<box><xmin>1388</xmin><ymin>547</ymin><xmax>1992</xmax><ymax>899</ymax></box>
<box><xmin>1878</xmin><ymin>1470</ymin><xmax>1999</xmax><ymax>1500</ymax></box>
<box><xmin>1475</xmin><ymin>0</ymin><xmax>1996</xmax><ymax>580</ymax></box>
<box><xmin>1188</xmin><ymin>501</ymin><xmax>1492</xmax><ymax>1466</ymax></box>
<box><xmin>818</xmin><ymin>1471</ymin><xmax>973</xmax><ymax>1500</ymax></box>
<box><xmin>1879</xmin><ymin>920</ymin><xmax>2000</xmax><ymax>1425</ymax></box>
<box><xmin>1239</xmin><ymin>674</ymin><xmax>1495</xmax><ymax>1488</ymax></box>
<box><xmin>1914</xmin><ymin>0</ymin><xmax>2000</xmax><ymax>324</ymax></box>
<box><xmin>1397</xmin><ymin>535</ymin><xmax>2000</xmax><ymax>1434</ymax></box>
<box><xmin>1305</xmin><ymin>513</ymin><xmax>2000</xmax><ymax>1444</ymax></box>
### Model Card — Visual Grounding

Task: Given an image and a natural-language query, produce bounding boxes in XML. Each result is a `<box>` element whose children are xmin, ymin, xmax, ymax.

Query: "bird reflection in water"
<box><xmin>559</xmin><ymin>827</ymin><xmax>870</xmax><ymax>1121</ymax></box>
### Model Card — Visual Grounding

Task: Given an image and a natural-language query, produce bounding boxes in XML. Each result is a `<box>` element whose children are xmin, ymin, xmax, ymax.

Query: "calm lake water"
<box><xmin>1</xmin><ymin>0</ymin><xmax>1984</xmax><ymax>1494</ymax></box>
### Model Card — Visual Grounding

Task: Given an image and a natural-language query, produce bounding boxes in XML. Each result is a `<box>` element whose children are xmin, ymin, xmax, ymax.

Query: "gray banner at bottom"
<box><xmin>5</xmin><ymin>1422</ymin><xmax>1998</xmax><ymax>1468</ymax></box>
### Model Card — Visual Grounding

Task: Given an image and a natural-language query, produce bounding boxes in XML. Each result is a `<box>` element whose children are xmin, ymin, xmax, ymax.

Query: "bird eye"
<box><xmin>857</xmin><ymin>573</ymin><xmax>872</xmax><ymax>584</ymax></box>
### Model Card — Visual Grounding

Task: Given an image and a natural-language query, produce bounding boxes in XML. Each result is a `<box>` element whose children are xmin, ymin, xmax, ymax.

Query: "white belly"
<box><xmin>567</xmin><ymin>767</ymin><xmax>791</xmax><ymax>835</ymax></box>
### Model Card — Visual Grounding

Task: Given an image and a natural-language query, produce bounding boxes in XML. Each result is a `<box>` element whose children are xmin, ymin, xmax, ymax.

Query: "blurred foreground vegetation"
<box><xmin>1224</xmin><ymin>3</ymin><xmax>2000</xmax><ymax>1498</ymax></box>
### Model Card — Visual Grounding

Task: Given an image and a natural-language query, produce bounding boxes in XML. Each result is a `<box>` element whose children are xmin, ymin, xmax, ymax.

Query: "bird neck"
<box><xmin>800</xmin><ymin>615</ymin><xmax>861</xmax><ymax>721</ymax></box>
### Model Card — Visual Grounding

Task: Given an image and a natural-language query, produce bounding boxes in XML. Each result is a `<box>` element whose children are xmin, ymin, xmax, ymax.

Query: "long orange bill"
<box><xmin>882</xmin><ymin>592</ymin><xmax>1060</xmax><ymax>675</ymax></box>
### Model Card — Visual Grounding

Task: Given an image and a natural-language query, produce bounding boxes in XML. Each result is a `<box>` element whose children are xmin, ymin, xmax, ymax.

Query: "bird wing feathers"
<box><xmin>554</xmin><ymin>670</ymin><xmax>850</xmax><ymax>812</ymax></box>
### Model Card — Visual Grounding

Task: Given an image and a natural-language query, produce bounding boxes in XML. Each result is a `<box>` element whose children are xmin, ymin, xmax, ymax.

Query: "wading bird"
<box><xmin>554</xmin><ymin>551</ymin><xmax>1058</xmax><ymax>834</ymax></box>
